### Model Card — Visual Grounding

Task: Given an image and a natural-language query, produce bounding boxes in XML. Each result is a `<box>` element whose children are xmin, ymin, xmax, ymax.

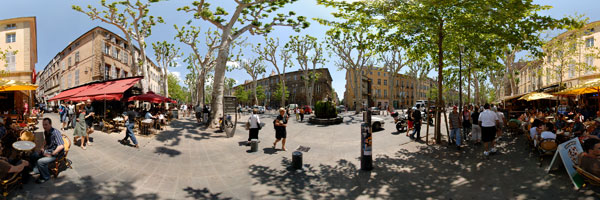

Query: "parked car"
<box><xmin>258</xmin><ymin>106</ymin><xmax>265</xmax><ymax>114</ymax></box>
<box><xmin>370</xmin><ymin>107</ymin><xmax>381</xmax><ymax>115</ymax></box>
<box><xmin>336</xmin><ymin>105</ymin><xmax>345</xmax><ymax>113</ymax></box>
<box><xmin>287</xmin><ymin>104</ymin><xmax>298</xmax><ymax>110</ymax></box>
<box><xmin>371</xmin><ymin>116</ymin><xmax>385</xmax><ymax>131</ymax></box>
<box><xmin>302</xmin><ymin>105</ymin><xmax>312</xmax><ymax>114</ymax></box>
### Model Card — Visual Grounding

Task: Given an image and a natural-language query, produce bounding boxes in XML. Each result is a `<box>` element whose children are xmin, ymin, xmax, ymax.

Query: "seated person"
<box><xmin>0</xmin><ymin>118</ymin><xmax>6</xmax><ymax>139</ymax></box>
<box><xmin>587</xmin><ymin>118</ymin><xmax>600</xmax><ymax>140</ymax></box>
<box><xmin>144</xmin><ymin>111</ymin><xmax>156</xmax><ymax>120</ymax></box>
<box><xmin>555</xmin><ymin>114</ymin><xmax>566</xmax><ymax>131</ymax></box>
<box><xmin>0</xmin><ymin>143</ymin><xmax>29</xmax><ymax>179</ymax></box>
<box><xmin>579</xmin><ymin>138</ymin><xmax>600</xmax><ymax>177</ymax></box>
<box><xmin>30</xmin><ymin>118</ymin><xmax>64</xmax><ymax>184</ymax></box>
<box><xmin>572</xmin><ymin>117</ymin><xmax>585</xmax><ymax>137</ymax></box>
<box><xmin>540</xmin><ymin>123</ymin><xmax>556</xmax><ymax>140</ymax></box>
<box><xmin>530</xmin><ymin>119</ymin><xmax>543</xmax><ymax>140</ymax></box>
<box><xmin>158</xmin><ymin>111</ymin><xmax>166</xmax><ymax>125</ymax></box>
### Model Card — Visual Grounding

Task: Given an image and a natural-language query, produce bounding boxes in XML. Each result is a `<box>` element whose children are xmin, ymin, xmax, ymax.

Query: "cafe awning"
<box><xmin>554</xmin><ymin>78</ymin><xmax>600</xmax><ymax>95</ymax></box>
<box><xmin>128</xmin><ymin>91</ymin><xmax>169</xmax><ymax>103</ymax></box>
<box><xmin>518</xmin><ymin>92</ymin><xmax>556</xmax><ymax>101</ymax></box>
<box><xmin>0</xmin><ymin>79</ymin><xmax>37</xmax><ymax>92</ymax></box>
<box><xmin>49</xmin><ymin>76</ymin><xmax>143</xmax><ymax>102</ymax></box>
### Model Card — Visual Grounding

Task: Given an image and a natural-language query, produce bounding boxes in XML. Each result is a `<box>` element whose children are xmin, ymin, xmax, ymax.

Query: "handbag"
<box><xmin>256</xmin><ymin>118</ymin><xmax>262</xmax><ymax>130</ymax></box>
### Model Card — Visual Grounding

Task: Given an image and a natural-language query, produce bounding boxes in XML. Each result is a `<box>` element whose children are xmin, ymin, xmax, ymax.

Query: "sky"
<box><xmin>1</xmin><ymin>0</ymin><xmax>599</xmax><ymax>100</ymax></box>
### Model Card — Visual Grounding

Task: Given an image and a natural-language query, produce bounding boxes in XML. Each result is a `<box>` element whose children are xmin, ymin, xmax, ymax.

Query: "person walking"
<box><xmin>273</xmin><ymin>108</ymin><xmax>289</xmax><ymax>151</ymax></box>
<box><xmin>67</xmin><ymin>102</ymin><xmax>75</xmax><ymax>129</ymax></box>
<box><xmin>300</xmin><ymin>107</ymin><xmax>305</xmax><ymax>122</ymax></box>
<box><xmin>493</xmin><ymin>107</ymin><xmax>506</xmax><ymax>140</ymax></box>
<box><xmin>462</xmin><ymin>105</ymin><xmax>471</xmax><ymax>143</ymax></box>
<box><xmin>471</xmin><ymin>106</ymin><xmax>482</xmax><ymax>145</ymax></box>
<box><xmin>247</xmin><ymin>108</ymin><xmax>261</xmax><ymax>144</ymax></box>
<box><xmin>295</xmin><ymin>108</ymin><xmax>300</xmax><ymax>121</ymax></box>
<box><xmin>59</xmin><ymin>103</ymin><xmax>67</xmax><ymax>131</ymax></box>
<box><xmin>410</xmin><ymin>104</ymin><xmax>423</xmax><ymax>141</ymax></box>
<box><xmin>449</xmin><ymin>106</ymin><xmax>462</xmax><ymax>150</ymax></box>
<box><xmin>84</xmin><ymin>100</ymin><xmax>95</xmax><ymax>145</ymax></box>
<box><xmin>479</xmin><ymin>103</ymin><xmax>500</xmax><ymax>156</ymax></box>
<box><xmin>119</xmin><ymin>104</ymin><xmax>139</xmax><ymax>148</ymax></box>
<box><xmin>73</xmin><ymin>103</ymin><xmax>88</xmax><ymax>150</ymax></box>
<box><xmin>407</xmin><ymin>108</ymin><xmax>413</xmax><ymax>137</ymax></box>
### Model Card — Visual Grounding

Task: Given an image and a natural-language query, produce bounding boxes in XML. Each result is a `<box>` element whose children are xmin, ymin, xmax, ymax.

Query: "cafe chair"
<box><xmin>0</xmin><ymin>173</ymin><xmax>22</xmax><ymax>199</ymax></box>
<box><xmin>18</xmin><ymin>130</ymin><xmax>35</xmax><ymax>142</ymax></box>
<box><xmin>538</xmin><ymin>139</ymin><xmax>558</xmax><ymax>167</ymax></box>
<box><xmin>50</xmin><ymin>134</ymin><xmax>72</xmax><ymax>178</ymax></box>
<box><xmin>102</xmin><ymin>119</ymin><xmax>114</xmax><ymax>133</ymax></box>
<box><xmin>507</xmin><ymin>121</ymin><xmax>521</xmax><ymax>137</ymax></box>
<box><xmin>574</xmin><ymin>165</ymin><xmax>600</xmax><ymax>188</ymax></box>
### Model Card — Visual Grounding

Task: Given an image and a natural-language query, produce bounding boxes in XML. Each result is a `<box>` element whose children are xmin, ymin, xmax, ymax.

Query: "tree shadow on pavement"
<box><xmin>183</xmin><ymin>187</ymin><xmax>232</xmax><ymax>200</ymax></box>
<box><xmin>248</xmin><ymin>136</ymin><xmax>600</xmax><ymax>199</ymax></box>
<box><xmin>154</xmin><ymin>146</ymin><xmax>182</xmax><ymax>157</ymax></box>
<box><xmin>12</xmin><ymin>176</ymin><xmax>158</xmax><ymax>199</ymax></box>
<box><xmin>155</xmin><ymin>119</ymin><xmax>226</xmax><ymax>146</ymax></box>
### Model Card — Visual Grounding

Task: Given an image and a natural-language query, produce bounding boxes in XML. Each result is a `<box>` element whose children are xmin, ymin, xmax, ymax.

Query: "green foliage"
<box><xmin>256</xmin><ymin>85</ymin><xmax>266</xmax><ymax>104</ymax></box>
<box><xmin>234</xmin><ymin>87</ymin><xmax>249</xmax><ymax>104</ymax></box>
<box><xmin>272</xmin><ymin>83</ymin><xmax>290</xmax><ymax>102</ymax></box>
<box><xmin>168</xmin><ymin>73</ymin><xmax>188</xmax><ymax>102</ymax></box>
<box><xmin>314</xmin><ymin>100</ymin><xmax>337</xmax><ymax>119</ymax></box>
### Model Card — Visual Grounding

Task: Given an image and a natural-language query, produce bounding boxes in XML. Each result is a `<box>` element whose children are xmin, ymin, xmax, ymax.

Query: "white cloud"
<box><xmin>227</xmin><ymin>61</ymin><xmax>240</xmax><ymax>68</ymax></box>
<box><xmin>170</xmin><ymin>71</ymin><xmax>182</xmax><ymax>82</ymax></box>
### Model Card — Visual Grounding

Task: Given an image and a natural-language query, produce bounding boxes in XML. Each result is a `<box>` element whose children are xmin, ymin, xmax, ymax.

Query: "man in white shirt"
<box><xmin>540</xmin><ymin>122</ymin><xmax>556</xmax><ymax>140</ymax></box>
<box><xmin>478</xmin><ymin>103</ymin><xmax>500</xmax><ymax>156</ymax></box>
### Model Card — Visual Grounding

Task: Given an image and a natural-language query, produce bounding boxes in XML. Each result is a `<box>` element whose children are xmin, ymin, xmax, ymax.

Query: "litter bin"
<box><xmin>292</xmin><ymin>151</ymin><xmax>303</xmax><ymax>170</ymax></box>
<box><xmin>250</xmin><ymin>139</ymin><xmax>258</xmax><ymax>152</ymax></box>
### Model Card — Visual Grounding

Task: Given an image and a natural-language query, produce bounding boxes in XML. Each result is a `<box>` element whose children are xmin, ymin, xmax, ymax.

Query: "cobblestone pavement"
<box><xmin>10</xmin><ymin>112</ymin><xmax>599</xmax><ymax>199</ymax></box>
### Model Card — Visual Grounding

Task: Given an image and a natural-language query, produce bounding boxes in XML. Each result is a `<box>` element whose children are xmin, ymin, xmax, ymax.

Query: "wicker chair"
<box><xmin>0</xmin><ymin>173</ymin><xmax>22</xmax><ymax>199</ymax></box>
<box><xmin>18</xmin><ymin>130</ymin><xmax>35</xmax><ymax>142</ymax></box>
<box><xmin>538</xmin><ymin>139</ymin><xmax>558</xmax><ymax>167</ymax></box>
<box><xmin>50</xmin><ymin>134</ymin><xmax>72</xmax><ymax>178</ymax></box>
<box><xmin>102</xmin><ymin>119</ymin><xmax>114</xmax><ymax>133</ymax></box>
<box><xmin>574</xmin><ymin>165</ymin><xmax>600</xmax><ymax>188</ymax></box>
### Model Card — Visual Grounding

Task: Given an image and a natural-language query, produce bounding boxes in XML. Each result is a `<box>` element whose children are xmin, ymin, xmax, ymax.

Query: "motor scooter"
<box><xmin>391</xmin><ymin>111</ymin><xmax>407</xmax><ymax>132</ymax></box>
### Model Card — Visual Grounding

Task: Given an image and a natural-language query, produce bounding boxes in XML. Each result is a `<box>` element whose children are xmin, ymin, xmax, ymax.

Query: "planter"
<box><xmin>308</xmin><ymin>116</ymin><xmax>343</xmax><ymax>125</ymax></box>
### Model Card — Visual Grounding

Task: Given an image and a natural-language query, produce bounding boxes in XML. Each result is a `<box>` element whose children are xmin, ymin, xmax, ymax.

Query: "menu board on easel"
<box><xmin>223</xmin><ymin>96</ymin><xmax>237</xmax><ymax>114</ymax></box>
<box><xmin>546</xmin><ymin>138</ymin><xmax>585</xmax><ymax>189</ymax></box>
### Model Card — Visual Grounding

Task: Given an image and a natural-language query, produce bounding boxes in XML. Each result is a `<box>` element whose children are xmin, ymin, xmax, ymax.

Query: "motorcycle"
<box><xmin>391</xmin><ymin>111</ymin><xmax>407</xmax><ymax>132</ymax></box>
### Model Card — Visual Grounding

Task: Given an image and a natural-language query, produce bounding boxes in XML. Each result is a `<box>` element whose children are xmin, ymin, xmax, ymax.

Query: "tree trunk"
<box><xmin>252</xmin><ymin>77</ymin><xmax>258</xmax><ymax>106</ymax></box>
<box><xmin>163</xmin><ymin>68</ymin><xmax>169</xmax><ymax>97</ymax></box>
<box><xmin>388</xmin><ymin>73</ymin><xmax>395</xmax><ymax>109</ymax></box>
<box><xmin>210</xmin><ymin>39</ymin><xmax>231</xmax><ymax>128</ymax></box>
<box><xmin>197</xmin><ymin>70</ymin><xmax>205</xmax><ymax>108</ymax></box>
<box><xmin>137</xmin><ymin>37</ymin><xmax>149</xmax><ymax>93</ymax></box>
<box><xmin>354</xmin><ymin>68</ymin><xmax>363</xmax><ymax>113</ymax></box>
<box><xmin>303</xmin><ymin>70</ymin><xmax>310</xmax><ymax>106</ymax></box>
<box><xmin>279</xmin><ymin>75</ymin><xmax>286</xmax><ymax>108</ymax></box>
<box><xmin>435</xmin><ymin>20</ymin><xmax>444</xmax><ymax>144</ymax></box>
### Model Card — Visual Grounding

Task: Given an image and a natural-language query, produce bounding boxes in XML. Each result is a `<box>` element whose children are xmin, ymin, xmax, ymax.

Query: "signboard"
<box><xmin>546</xmin><ymin>138</ymin><xmax>585</xmax><ymax>189</ymax></box>
<box><xmin>223</xmin><ymin>96</ymin><xmax>237</xmax><ymax>114</ymax></box>
<box><xmin>361</xmin><ymin>123</ymin><xmax>372</xmax><ymax>156</ymax></box>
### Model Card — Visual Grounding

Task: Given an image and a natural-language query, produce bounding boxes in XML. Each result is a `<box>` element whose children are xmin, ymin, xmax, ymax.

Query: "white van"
<box><xmin>414</xmin><ymin>100</ymin><xmax>428</xmax><ymax>111</ymax></box>
<box><xmin>287</xmin><ymin>104</ymin><xmax>298</xmax><ymax>110</ymax></box>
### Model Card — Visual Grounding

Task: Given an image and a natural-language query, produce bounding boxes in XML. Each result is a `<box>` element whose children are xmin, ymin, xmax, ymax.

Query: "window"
<box><xmin>586</xmin><ymin>37</ymin><xmax>594</xmax><ymax>48</ymax></box>
<box><xmin>5</xmin><ymin>24</ymin><xmax>16</xmax><ymax>30</ymax></box>
<box><xmin>61</xmin><ymin>60</ymin><xmax>65</xmax><ymax>71</ymax></box>
<box><xmin>112</xmin><ymin>46</ymin><xmax>117</xmax><ymax>58</ymax></box>
<box><xmin>105</xmin><ymin>65</ymin><xmax>110</xmax><ymax>79</ymax></box>
<box><xmin>103</xmin><ymin>42</ymin><xmax>110</xmax><ymax>55</ymax></box>
<box><xmin>383</xmin><ymin>72</ymin><xmax>386</xmax><ymax>77</ymax></box>
<box><xmin>116</xmin><ymin>49</ymin><xmax>120</xmax><ymax>60</ymax></box>
<box><xmin>370</xmin><ymin>71</ymin><xmax>372</xmax><ymax>75</ymax></box>
<box><xmin>123</xmin><ymin>51</ymin><xmax>128</xmax><ymax>64</ymax></box>
<box><xmin>111</xmin><ymin>66</ymin><xmax>117</xmax><ymax>79</ymax></box>
<box><xmin>68</xmin><ymin>57</ymin><xmax>72</xmax><ymax>67</ymax></box>
<box><xmin>75</xmin><ymin>52</ymin><xmax>80</xmax><ymax>63</ymax></box>
<box><xmin>116</xmin><ymin>68</ymin><xmax>121</xmax><ymax>78</ymax></box>
<box><xmin>5</xmin><ymin>33</ymin><xmax>15</xmax><ymax>43</ymax></box>
<box><xmin>75</xmin><ymin>69</ymin><xmax>80</xmax><ymax>85</ymax></box>
<box><xmin>67</xmin><ymin>73</ymin><xmax>72</xmax><ymax>88</ymax></box>
<box><xmin>5</xmin><ymin>52</ymin><xmax>15</xmax><ymax>71</ymax></box>
<box><xmin>384</xmin><ymin>90</ymin><xmax>387</xmax><ymax>98</ymax></box>
<box><xmin>546</xmin><ymin>68</ymin><xmax>550</xmax><ymax>84</ymax></box>
<box><xmin>586</xmin><ymin>56</ymin><xmax>595</xmax><ymax>74</ymax></box>
<box><xmin>120</xmin><ymin>68</ymin><xmax>125</xmax><ymax>78</ymax></box>
<box><xmin>384</xmin><ymin>80</ymin><xmax>387</xmax><ymax>86</ymax></box>
<box><xmin>377</xmin><ymin>79</ymin><xmax>381</xmax><ymax>85</ymax></box>
<box><xmin>568</xmin><ymin>64</ymin><xmax>574</xmax><ymax>78</ymax></box>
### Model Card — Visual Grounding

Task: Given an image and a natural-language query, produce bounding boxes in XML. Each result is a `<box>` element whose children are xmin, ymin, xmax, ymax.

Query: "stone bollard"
<box><xmin>250</xmin><ymin>139</ymin><xmax>258</xmax><ymax>152</ymax></box>
<box><xmin>292</xmin><ymin>151</ymin><xmax>303</xmax><ymax>170</ymax></box>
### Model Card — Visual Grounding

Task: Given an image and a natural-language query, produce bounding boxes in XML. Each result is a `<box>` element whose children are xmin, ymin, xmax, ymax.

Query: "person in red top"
<box><xmin>23</xmin><ymin>100</ymin><xmax>29</xmax><ymax>116</ymax></box>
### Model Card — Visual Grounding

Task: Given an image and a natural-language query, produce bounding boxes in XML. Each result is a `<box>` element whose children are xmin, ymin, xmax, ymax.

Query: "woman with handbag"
<box><xmin>247</xmin><ymin>108</ymin><xmax>261</xmax><ymax>144</ymax></box>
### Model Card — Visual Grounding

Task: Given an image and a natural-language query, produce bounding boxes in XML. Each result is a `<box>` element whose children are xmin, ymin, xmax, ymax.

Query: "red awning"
<box><xmin>128</xmin><ymin>91</ymin><xmax>168</xmax><ymax>103</ymax></box>
<box><xmin>48</xmin><ymin>85</ymin><xmax>94</xmax><ymax>101</ymax></box>
<box><xmin>53</xmin><ymin>77</ymin><xmax>142</xmax><ymax>102</ymax></box>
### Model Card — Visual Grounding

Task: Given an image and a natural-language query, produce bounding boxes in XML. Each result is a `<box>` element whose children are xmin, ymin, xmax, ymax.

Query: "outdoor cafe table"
<box><xmin>113</xmin><ymin>117</ymin><xmax>124</xmax><ymax>131</ymax></box>
<box><xmin>13</xmin><ymin>141</ymin><xmax>35</xmax><ymax>158</ymax></box>
<box><xmin>140</xmin><ymin>119</ymin><xmax>153</xmax><ymax>135</ymax></box>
